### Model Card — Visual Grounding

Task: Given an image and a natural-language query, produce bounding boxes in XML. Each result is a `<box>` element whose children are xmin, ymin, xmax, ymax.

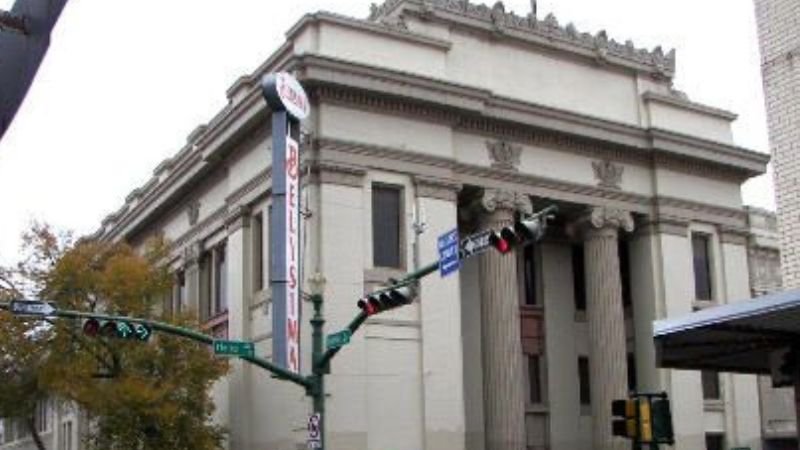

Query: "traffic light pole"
<box><xmin>0</xmin><ymin>302</ymin><xmax>312</xmax><ymax>389</ymax></box>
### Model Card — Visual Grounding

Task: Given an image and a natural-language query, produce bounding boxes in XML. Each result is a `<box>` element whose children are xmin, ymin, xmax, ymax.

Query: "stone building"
<box><xmin>754</xmin><ymin>0</ymin><xmax>800</xmax><ymax>290</ymax></box>
<box><xmin>0</xmin><ymin>1</ymin><xmax>777</xmax><ymax>449</ymax></box>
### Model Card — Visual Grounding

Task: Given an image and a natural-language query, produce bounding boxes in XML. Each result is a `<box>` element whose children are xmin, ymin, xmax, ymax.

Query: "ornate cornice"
<box><xmin>173</xmin><ymin>205</ymin><xmax>228</xmax><ymax>251</ymax></box>
<box><xmin>225</xmin><ymin>205</ymin><xmax>252</xmax><ymax>233</ymax></box>
<box><xmin>414</xmin><ymin>175</ymin><xmax>462</xmax><ymax>201</ymax></box>
<box><xmin>225</xmin><ymin>167</ymin><xmax>271</xmax><ymax>207</ymax></box>
<box><xmin>312</xmin><ymin>161</ymin><xmax>367</xmax><ymax>188</ymax></box>
<box><xmin>368</xmin><ymin>0</ymin><xmax>675</xmax><ymax>77</ymax></box>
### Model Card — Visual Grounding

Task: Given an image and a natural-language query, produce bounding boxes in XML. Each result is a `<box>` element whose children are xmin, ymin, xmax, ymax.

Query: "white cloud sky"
<box><xmin>0</xmin><ymin>0</ymin><xmax>773</xmax><ymax>265</ymax></box>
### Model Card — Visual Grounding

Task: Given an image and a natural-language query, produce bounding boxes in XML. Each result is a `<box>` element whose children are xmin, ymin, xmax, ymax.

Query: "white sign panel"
<box><xmin>275</xmin><ymin>72</ymin><xmax>309</xmax><ymax>120</ymax></box>
<box><xmin>10</xmin><ymin>300</ymin><xmax>56</xmax><ymax>316</ymax></box>
<box><xmin>285</xmin><ymin>136</ymin><xmax>301</xmax><ymax>373</ymax></box>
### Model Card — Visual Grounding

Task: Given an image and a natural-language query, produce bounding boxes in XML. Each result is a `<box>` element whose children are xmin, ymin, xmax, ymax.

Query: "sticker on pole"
<box><xmin>307</xmin><ymin>413</ymin><xmax>321</xmax><ymax>449</ymax></box>
<box><xmin>438</xmin><ymin>228</ymin><xmax>461</xmax><ymax>277</ymax></box>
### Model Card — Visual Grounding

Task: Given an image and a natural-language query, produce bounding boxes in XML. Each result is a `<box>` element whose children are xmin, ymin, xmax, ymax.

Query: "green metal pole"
<box><xmin>310</xmin><ymin>293</ymin><xmax>325</xmax><ymax>450</ymax></box>
<box><xmin>0</xmin><ymin>303</ymin><xmax>313</xmax><ymax>389</ymax></box>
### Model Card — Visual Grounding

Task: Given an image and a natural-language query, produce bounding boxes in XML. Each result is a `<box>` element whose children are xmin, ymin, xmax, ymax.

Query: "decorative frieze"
<box><xmin>414</xmin><ymin>175</ymin><xmax>462</xmax><ymax>201</ymax></box>
<box><xmin>225</xmin><ymin>205</ymin><xmax>252</xmax><ymax>233</ymax></box>
<box><xmin>368</xmin><ymin>0</ymin><xmax>676</xmax><ymax>77</ymax></box>
<box><xmin>592</xmin><ymin>160</ymin><xmax>623</xmax><ymax>190</ymax></box>
<box><xmin>313</xmin><ymin>161</ymin><xmax>367</xmax><ymax>188</ymax></box>
<box><xmin>486</xmin><ymin>140</ymin><xmax>522</xmax><ymax>171</ymax></box>
<box><xmin>187</xmin><ymin>201</ymin><xmax>201</xmax><ymax>226</ymax></box>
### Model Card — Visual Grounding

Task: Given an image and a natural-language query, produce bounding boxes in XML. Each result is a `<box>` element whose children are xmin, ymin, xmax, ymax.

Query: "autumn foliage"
<box><xmin>0</xmin><ymin>224</ymin><xmax>228</xmax><ymax>450</ymax></box>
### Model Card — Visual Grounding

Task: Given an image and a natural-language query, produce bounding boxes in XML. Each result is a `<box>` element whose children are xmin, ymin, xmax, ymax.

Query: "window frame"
<box><xmin>692</xmin><ymin>232</ymin><xmax>714</xmax><ymax>301</ymax></box>
<box><xmin>371</xmin><ymin>183</ymin><xmax>404</xmax><ymax>269</ymax></box>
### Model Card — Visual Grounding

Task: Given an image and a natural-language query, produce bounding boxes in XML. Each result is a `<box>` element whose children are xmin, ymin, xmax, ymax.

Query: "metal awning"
<box><xmin>654</xmin><ymin>289</ymin><xmax>800</xmax><ymax>374</ymax></box>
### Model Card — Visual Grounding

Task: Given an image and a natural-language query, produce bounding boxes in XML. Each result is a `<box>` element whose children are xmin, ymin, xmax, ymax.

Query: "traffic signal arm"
<box><xmin>32</xmin><ymin>305</ymin><xmax>313</xmax><ymax>389</ymax></box>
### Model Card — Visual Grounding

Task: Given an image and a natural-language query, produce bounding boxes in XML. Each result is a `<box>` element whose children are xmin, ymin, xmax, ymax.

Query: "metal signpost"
<box><xmin>437</xmin><ymin>228</ymin><xmax>461</xmax><ymax>277</ymax></box>
<box><xmin>261</xmin><ymin>72</ymin><xmax>309</xmax><ymax>375</ymax></box>
<box><xmin>213</xmin><ymin>340</ymin><xmax>255</xmax><ymax>358</ymax></box>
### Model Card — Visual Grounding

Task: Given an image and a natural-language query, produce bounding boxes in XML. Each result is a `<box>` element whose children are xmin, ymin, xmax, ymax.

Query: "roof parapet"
<box><xmin>369</xmin><ymin>0</ymin><xmax>676</xmax><ymax>78</ymax></box>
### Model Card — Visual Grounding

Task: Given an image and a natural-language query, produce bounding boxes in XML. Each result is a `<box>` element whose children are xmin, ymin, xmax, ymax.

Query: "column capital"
<box><xmin>480</xmin><ymin>188</ymin><xmax>533</xmax><ymax>215</ymax></box>
<box><xmin>182</xmin><ymin>240</ymin><xmax>203</xmax><ymax>266</ymax></box>
<box><xmin>225</xmin><ymin>205</ymin><xmax>252</xmax><ymax>233</ymax></box>
<box><xmin>570</xmin><ymin>206</ymin><xmax>634</xmax><ymax>238</ymax></box>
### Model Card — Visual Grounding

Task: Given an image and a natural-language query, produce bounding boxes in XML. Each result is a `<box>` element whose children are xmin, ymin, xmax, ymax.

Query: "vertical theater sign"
<box><xmin>261</xmin><ymin>72</ymin><xmax>309</xmax><ymax>374</ymax></box>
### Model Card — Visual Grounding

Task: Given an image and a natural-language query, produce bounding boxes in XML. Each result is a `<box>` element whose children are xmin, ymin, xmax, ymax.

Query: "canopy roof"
<box><xmin>654</xmin><ymin>289</ymin><xmax>800</xmax><ymax>374</ymax></box>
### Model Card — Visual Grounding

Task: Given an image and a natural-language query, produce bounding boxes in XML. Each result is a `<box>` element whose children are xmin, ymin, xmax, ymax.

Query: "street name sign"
<box><xmin>460</xmin><ymin>230</ymin><xmax>493</xmax><ymax>258</ymax></box>
<box><xmin>438</xmin><ymin>228</ymin><xmax>461</xmax><ymax>277</ymax></box>
<box><xmin>326</xmin><ymin>329</ymin><xmax>352</xmax><ymax>350</ymax></box>
<box><xmin>213</xmin><ymin>340</ymin><xmax>255</xmax><ymax>358</ymax></box>
<box><xmin>9</xmin><ymin>300</ymin><xmax>55</xmax><ymax>317</ymax></box>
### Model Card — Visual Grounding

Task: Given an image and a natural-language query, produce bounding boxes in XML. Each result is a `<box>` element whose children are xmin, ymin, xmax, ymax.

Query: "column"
<box><xmin>578</xmin><ymin>207</ymin><xmax>633</xmax><ymax>450</ymax></box>
<box><xmin>415</xmin><ymin>176</ymin><xmax>467</xmax><ymax>450</ymax></box>
<box><xmin>478</xmin><ymin>189</ymin><xmax>530</xmax><ymax>450</ymax></box>
<box><xmin>225</xmin><ymin>205</ymin><xmax>253</xmax><ymax>449</ymax></box>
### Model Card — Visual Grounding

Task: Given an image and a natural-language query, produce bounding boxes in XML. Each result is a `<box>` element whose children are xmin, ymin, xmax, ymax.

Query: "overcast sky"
<box><xmin>0</xmin><ymin>0</ymin><xmax>772</xmax><ymax>265</ymax></box>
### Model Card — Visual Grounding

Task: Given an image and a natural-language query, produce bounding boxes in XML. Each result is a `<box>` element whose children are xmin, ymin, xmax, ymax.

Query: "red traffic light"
<box><xmin>83</xmin><ymin>318</ymin><xmax>100</xmax><ymax>337</ymax></box>
<box><xmin>489</xmin><ymin>232</ymin><xmax>512</xmax><ymax>254</ymax></box>
<box><xmin>357</xmin><ymin>286</ymin><xmax>414</xmax><ymax>316</ymax></box>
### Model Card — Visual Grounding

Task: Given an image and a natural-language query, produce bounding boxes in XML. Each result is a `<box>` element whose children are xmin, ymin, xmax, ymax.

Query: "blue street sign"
<box><xmin>438</xmin><ymin>228</ymin><xmax>461</xmax><ymax>277</ymax></box>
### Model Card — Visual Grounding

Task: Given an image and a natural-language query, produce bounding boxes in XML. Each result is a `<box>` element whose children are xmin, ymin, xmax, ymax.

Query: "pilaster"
<box><xmin>224</xmin><ymin>205</ymin><xmax>253</xmax><ymax>450</ymax></box>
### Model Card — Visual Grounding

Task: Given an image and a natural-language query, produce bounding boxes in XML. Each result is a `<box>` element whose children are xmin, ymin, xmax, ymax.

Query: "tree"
<box><xmin>0</xmin><ymin>224</ymin><xmax>229</xmax><ymax>450</ymax></box>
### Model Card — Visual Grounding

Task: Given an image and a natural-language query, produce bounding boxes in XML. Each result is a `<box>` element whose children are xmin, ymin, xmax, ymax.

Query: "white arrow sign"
<box><xmin>10</xmin><ymin>300</ymin><xmax>56</xmax><ymax>317</ymax></box>
<box><xmin>460</xmin><ymin>230</ymin><xmax>493</xmax><ymax>258</ymax></box>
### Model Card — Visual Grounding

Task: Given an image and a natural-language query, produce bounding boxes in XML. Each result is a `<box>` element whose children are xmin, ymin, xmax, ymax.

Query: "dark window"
<box><xmin>702</xmin><ymin>370</ymin><xmax>721</xmax><ymax>400</ymax></box>
<box><xmin>175</xmin><ymin>271</ymin><xmax>185</xmax><ymax>313</ymax></box>
<box><xmin>528</xmin><ymin>355</ymin><xmax>542</xmax><ymax>404</ymax></box>
<box><xmin>578</xmin><ymin>356</ymin><xmax>591</xmax><ymax>405</ymax></box>
<box><xmin>201</xmin><ymin>252</ymin><xmax>212</xmax><ymax>320</ymax></box>
<box><xmin>705</xmin><ymin>433</ymin><xmax>725</xmax><ymax>450</ymax></box>
<box><xmin>214</xmin><ymin>244</ymin><xmax>227</xmax><ymax>314</ymax></box>
<box><xmin>572</xmin><ymin>244</ymin><xmax>586</xmax><ymax>312</ymax></box>
<box><xmin>372</xmin><ymin>184</ymin><xmax>402</xmax><ymax>268</ymax></box>
<box><xmin>253</xmin><ymin>213</ymin><xmax>264</xmax><ymax>292</ymax></box>
<box><xmin>693</xmin><ymin>233</ymin><xmax>713</xmax><ymax>301</ymax></box>
<box><xmin>627</xmin><ymin>353</ymin><xmax>637</xmax><ymax>392</ymax></box>
<box><xmin>619</xmin><ymin>239</ymin><xmax>632</xmax><ymax>308</ymax></box>
<box><xmin>522</xmin><ymin>245</ymin><xmax>537</xmax><ymax>305</ymax></box>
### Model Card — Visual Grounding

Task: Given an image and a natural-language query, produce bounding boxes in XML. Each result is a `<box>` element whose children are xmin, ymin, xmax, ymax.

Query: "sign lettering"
<box><xmin>285</xmin><ymin>136</ymin><xmax>301</xmax><ymax>373</ymax></box>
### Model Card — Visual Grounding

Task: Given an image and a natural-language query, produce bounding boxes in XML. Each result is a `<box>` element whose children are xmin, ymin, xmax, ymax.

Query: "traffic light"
<box><xmin>651</xmin><ymin>396</ymin><xmax>674</xmax><ymax>445</ymax></box>
<box><xmin>82</xmin><ymin>318</ymin><xmax>152</xmax><ymax>342</ymax></box>
<box><xmin>489</xmin><ymin>206</ymin><xmax>557</xmax><ymax>254</ymax></box>
<box><xmin>357</xmin><ymin>284</ymin><xmax>414</xmax><ymax>316</ymax></box>
<box><xmin>611</xmin><ymin>398</ymin><xmax>637</xmax><ymax>439</ymax></box>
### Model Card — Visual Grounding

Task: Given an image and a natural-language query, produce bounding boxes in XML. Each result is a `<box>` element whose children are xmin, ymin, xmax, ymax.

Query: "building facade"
<box><xmin>754</xmin><ymin>0</ymin><xmax>800</xmax><ymax>291</ymax></box>
<box><xmin>2</xmin><ymin>1</ymin><xmax>777</xmax><ymax>449</ymax></box>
